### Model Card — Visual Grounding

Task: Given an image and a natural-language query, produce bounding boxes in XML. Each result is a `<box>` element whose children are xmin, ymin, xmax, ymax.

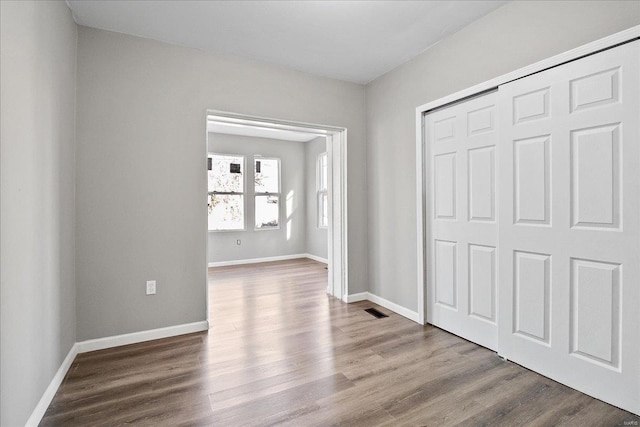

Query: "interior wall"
<box><xmin>75</xmin><ymin>26</ymin><xmax>368</xmax><ymax>341</ymax></box>
<box><xmin>207</xmin><ymin>133</ymin><xmax>306</xmax><ymax>263</ymax></box>
<box><xmin>0</xmin><ymin>1</ymin><xmax>77</xmax><ymax>425</ymax></box>
<box><xmin>365</xmin><ymin>0</ymin><xmax>640</xmax><ymax>312</ymax></box>
<box><xmin>305</xmin><ymin>136</ymin><xmax>328</xmax><ymax>260</ymax></box>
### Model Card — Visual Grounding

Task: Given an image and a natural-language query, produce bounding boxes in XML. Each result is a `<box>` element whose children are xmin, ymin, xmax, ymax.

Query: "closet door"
<box><xmin>497</xmin><ymin>40</ymin><xmax>640</xmax><ymax>414</ymax></box>
<box><xmin>426</xmin><ymin>92</ymin><xmax>498</xmax><ymax>351</ymax></box>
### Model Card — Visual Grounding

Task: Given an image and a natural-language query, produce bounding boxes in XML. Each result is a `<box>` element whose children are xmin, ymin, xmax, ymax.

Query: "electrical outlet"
<box><xmin>146</xmin><ymin>280</ymin><xmax>156</xmax><ymax>295</ymax></box>
<box><xmin>236</xmin><ymin>239</ymin><xmax>241</xmax><ymax>245</ymax></box>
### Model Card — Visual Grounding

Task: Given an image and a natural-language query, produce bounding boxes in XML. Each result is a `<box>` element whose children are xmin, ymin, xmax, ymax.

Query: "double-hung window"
<box><xmin>317</xmin><ymin>152</ymin><xmax>328</xmax><ymax>228</ymax></box>
<box><xmin>254</xmin><ymin>157</ymin><xmax>280</xmax><ymax>229</ymax></box>
<box><xmin>208</xmin><ymin>154</ymin><xmax>245</xmax><ymax>231</ymax></box>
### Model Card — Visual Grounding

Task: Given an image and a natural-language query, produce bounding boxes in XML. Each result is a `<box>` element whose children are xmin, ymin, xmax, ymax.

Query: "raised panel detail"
<box><xmin>468</xmin><ymin>146</ymin><xmax>495</xmax><ymax>222</ymax></box>
<box><xmin>571</xmin><ymin>124</ymin><xmax>620</xmax><ymax>229</ymax></box>
<box><xmin>513</xmin><ymin>88</ymin><xmax>549</xmax><ymax>124</ymax></box>
<box><xmin>434</xmin><ymin>153</ymin><xmax>456</xmax><ymax>219</ymax></box>
<box><xmin>513</xmin><ymin>251</ymin><xmax>550</xmax><ymax>344</ymax></box>
<box><xmin>469</xmin><ymin>244</ymin><xmax>495</xmax><ymax>323</ymax></box>
<box><xmin>570</xmin><ymin>67</ymin><xmax>620</xmax><ymax>112</ymax></box>
<box><xmin>435</xmin><ymin>240</ymin><xmax>457</xmax><ymax>309</ymax></box>
<box><xmin>433</xmin><ymin>116</ymin><xmax>456</xmax><ymax>142</ymax></box>
<box><xmin>467</xmin><ymin>105</ymin><xmax>494</xmax><ymax>135</ymax></box>
<box><xmin>514</xmin><ymin>135</ymin><xmax>550</xmax><ymax>225</ymax></box>
<box><xmin>570</xmin><ymin>258</ymin><xmax>620</xmax><ymax>370</ymax></box>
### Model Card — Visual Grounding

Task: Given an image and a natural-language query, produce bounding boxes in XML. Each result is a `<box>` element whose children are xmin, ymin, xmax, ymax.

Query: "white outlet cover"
<box><xmin>146</xmin><ymin>280</ymin><xmax>156</xmax><ymax>295</ymax></box>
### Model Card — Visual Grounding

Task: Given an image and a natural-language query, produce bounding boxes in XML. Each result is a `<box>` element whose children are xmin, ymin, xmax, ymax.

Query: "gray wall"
<box><xmin>0</xmin><ymin>1</ymin><xmax>77</xmax><ymax>425</ymax></box>
<box><xmin>305</xmin><ymin>137</ymin><xmax>328</xmax><ymax>260</ymax></box>
<box><xmin>75</xmin><ymin>26</ymin><xmax>368</xmax><ymax>341</ymax></box>
<box><xmin>207</xmin><ymin>134</ymin><xmax>307</xmax><ymax>263</ymax></box>
<box><xmin>365</xmin><ymin>0</ymin><xmax>640</xmax><ymax>311</ymax></box>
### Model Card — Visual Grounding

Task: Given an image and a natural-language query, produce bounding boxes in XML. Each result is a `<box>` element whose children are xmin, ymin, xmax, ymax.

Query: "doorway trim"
<box><xmin>415</xmin><ymin>25</ymin><xmax>640</xmax><ymax>326</ymax></box>
<box><xmin>204</xmin><ymin>110</ymin><xmax>349</xmax><ymax>319</ymax></box>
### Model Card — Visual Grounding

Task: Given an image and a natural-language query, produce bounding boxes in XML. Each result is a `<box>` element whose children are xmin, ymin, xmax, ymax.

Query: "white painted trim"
<box><xmin>344</xmin><ymin>292</ymin><xmax>368</xmax><ymax>303</ymax></box>
<box><xmin>25</xmin><ymin>343</ymin><xmax>79</xmax><ymax>427</ymax></box>
<box><xmin>208</xmin><ymin>253</ymin><xmax>309</xmax><ymax>267</ymax></box>
<box><xmin>304</xmin><ymin>253</ymin><xmax>328</xmax><ymax>264</ymax></box>
<box><xmin>415</xmin><ymin>26</ymin><xmax>640</xmax><ymax>324</ymax></box>
<box><xmin>341</xmin><ymin>130</ymin><xmax>349</xmax><ymax>300</ymax></box>
<box><xmin>76</xmin><ymin>321</ymin><xmax>209</xmax><ymax>353</ymax></box>
<box><xmin>415</xmin><ymin>108</ymin><xmax>426</xmax><ymax>325</ymax></box>
<box><xmin>345</xmin><ymin>292</ymin><xmax>420</xmax><ymax>323</ymax></box>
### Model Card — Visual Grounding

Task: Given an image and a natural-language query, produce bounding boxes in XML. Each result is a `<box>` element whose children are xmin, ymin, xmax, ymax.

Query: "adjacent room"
<box><xmin>2</xmin><ymin>1</ymin><xmax>640</xmax><ymax>425</ymax></box>
<box><xmin>206</xmin><ymin>126</ymin><xmax>329</xmax><ymax>268</ymax></box>
<box><xmin>206</xmin><ymin>123</ymin><xmax>332</xmax><ymax>332</ymax></box>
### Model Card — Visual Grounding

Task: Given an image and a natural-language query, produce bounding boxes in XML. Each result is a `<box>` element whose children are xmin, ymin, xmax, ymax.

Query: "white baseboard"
<box><xmin>366</xmin><ymin>293</ymin><xmax>420</xmax><ymax>323</ymax></box>
<box><xmin>208</xmin><ymin>253</ymin><xmax>308</xmax><ymax>267</ymax></box>
<box><xmin>344</xmin><ymin>292</ymin><xmax>368</xmax><ymax>303</ymax></box>
<box><xmin>26</xmin><ymin>320</ymin><xmax>209</xmax><ymax>426</ymax></box>
<box><xmin>304</xmin><ymin>253</ymin><xmax>328</xmax><ymax>264</ymax></box>
<box><xmin>25</xmin><ymin>291</ymin><xmax>414</xmax><ymax>426</ymax></box>
<box><xmin>208</xmin><ymin>253</ymin><xmax>328</xmax><ymax>267</ymax></box>
<box><xmin>346</xmin><ymin>292</ymin><xmax>420</xmax><ymax>323</ymax></box>
<box><xmin>25</xmin><ymin>343</ymin><xmax>79</xmax><ymax>427</ymax></box>
<box><xmin>76</xmin><ymin>321</ymin><xmax>209</xmax><ymax>353</ymax></box>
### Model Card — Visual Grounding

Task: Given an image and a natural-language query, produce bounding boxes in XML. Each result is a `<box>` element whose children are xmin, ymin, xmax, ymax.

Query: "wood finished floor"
<box><xmin>41</xmin><ymin>258</ymin><xmax>639</xmax><ymax>426</ymax></box>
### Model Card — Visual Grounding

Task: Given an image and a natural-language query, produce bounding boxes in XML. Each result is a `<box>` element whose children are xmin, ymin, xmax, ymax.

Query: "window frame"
<box><xmin>207</xmin><ymin>152</ymin><xmax>246</xmax><ymax>232</ymax></box>
<box><xmin>253</xmin><ymin>156</ymin><xmax>281</xmax><ymax>231</ymax></box>
<box><xmin>317</xmin><ymin>152</ymin><xmax>328</xmax><ymax>229</ymax></box>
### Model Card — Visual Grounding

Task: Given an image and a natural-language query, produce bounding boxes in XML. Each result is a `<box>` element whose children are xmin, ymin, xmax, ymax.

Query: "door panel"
<box><xmin>497</xmin><ymin>40</ymin><xmax>640</xmax><ymax>415</ymax></box>
<box><xmin>426</xmin><ymin>91</ymin><xmax>498</xmax><ymax>351</ymax></box>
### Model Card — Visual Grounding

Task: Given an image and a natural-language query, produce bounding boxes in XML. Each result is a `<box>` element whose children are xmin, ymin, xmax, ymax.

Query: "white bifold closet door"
<box><xmin>497</xmin><ymin>40</ymin><xmax>640</xmax><ymax>414</ymax></box>
<box><xmin>426</xmin><ymin>40</ymin><xmax>640</xmax><ymax>414</ymax></box>
<box><xmin>426</xmin><ymin>91</ymin><xmax>498</xmax><ymax>351</ymax></box>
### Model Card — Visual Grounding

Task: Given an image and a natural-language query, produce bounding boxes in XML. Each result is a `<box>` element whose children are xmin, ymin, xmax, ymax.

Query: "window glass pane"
<box><xmin>208</xmin><ymin>194</ymin><xmax>244</xmax><ymax>230</ymax></box>
<box><xmin>208</xmin><ymin>154</ymin><xmax>243</xmax><ymax>193</ymax></box>
<box><xmin>319</xmin><ymin>153</ymin><xmax>328</xmax><ymax>191</ymax></box>
<box><xmin>255</xmin><ymin>195</ymin><xmax>279</xmax><ymax>229</ymax></box>
<box><xmin>255</xmin><ymin>158</ymin><xmax>279</xmax><ymax>193</ymax></box>
<box><xmin>319</xmin><ymin>192</ymin><xmax>328</xmax><ymax>228</ymax></box>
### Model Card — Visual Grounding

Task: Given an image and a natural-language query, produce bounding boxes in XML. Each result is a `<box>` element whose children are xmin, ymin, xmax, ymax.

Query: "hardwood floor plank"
<box><xmin>40</xmin><ymin>258</ymin><xmax>639</xmax><ymax>426</ymax></box>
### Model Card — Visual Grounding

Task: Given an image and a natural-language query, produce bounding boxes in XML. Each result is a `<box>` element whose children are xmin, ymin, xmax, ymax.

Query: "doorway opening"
<box><xmin>204</xmin><ymin>110</ymin><xmax>348</xmax><ymax>323</ymax></box>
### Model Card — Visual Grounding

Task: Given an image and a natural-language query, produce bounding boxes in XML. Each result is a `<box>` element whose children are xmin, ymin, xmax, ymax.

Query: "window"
<box><xmin>208</xmin><ymin>154</ymin><xmax>245</xmax><ymax>231</ymax></box>
<box><xmin>317</xmin><ymin>152</ymin><xmax>328</xmax><ymax>228</ymax></box>
<box><xmin>254</xmin><ymin>157</ymin><xmax>280</xmax><ymax>229</ymax></box>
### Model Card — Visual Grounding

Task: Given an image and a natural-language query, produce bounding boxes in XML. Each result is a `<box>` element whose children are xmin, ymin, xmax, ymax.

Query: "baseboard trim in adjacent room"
<box><xmin>25</xmin><ymin>343</ymin><xmax>79</xmax><ymax>427</ymax></box>
<box><xmin>208</xmin><ymin>253</ymin><xmax>310</xmax><ymax>267</ymax></box>
<box><xmin>304</xmin><ymin>253</ymin><xmax>328</xmax><ymax>264</ymax></box>
<box><xmin>346</xmin><ymin>292</ymin><xmax>420</xmax><ymax>323</ymax></box>
<box><xmin>76</xmin><ymin>321</ymin><xmax>210</xmax><ymax>353</ymax></box>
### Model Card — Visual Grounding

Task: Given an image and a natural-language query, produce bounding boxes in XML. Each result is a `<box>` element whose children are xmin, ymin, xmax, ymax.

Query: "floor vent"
<box><xmin>364</xmin><ymin>308</ymin><xmax>388</xmax><ymax>319</ymax></box>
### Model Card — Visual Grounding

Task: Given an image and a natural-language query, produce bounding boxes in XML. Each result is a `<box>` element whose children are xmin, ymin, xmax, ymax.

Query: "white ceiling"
<box><xmin>66</xmin><ymin>0</ymin><xmax>507</xmax><ymax>84</ymax></box>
